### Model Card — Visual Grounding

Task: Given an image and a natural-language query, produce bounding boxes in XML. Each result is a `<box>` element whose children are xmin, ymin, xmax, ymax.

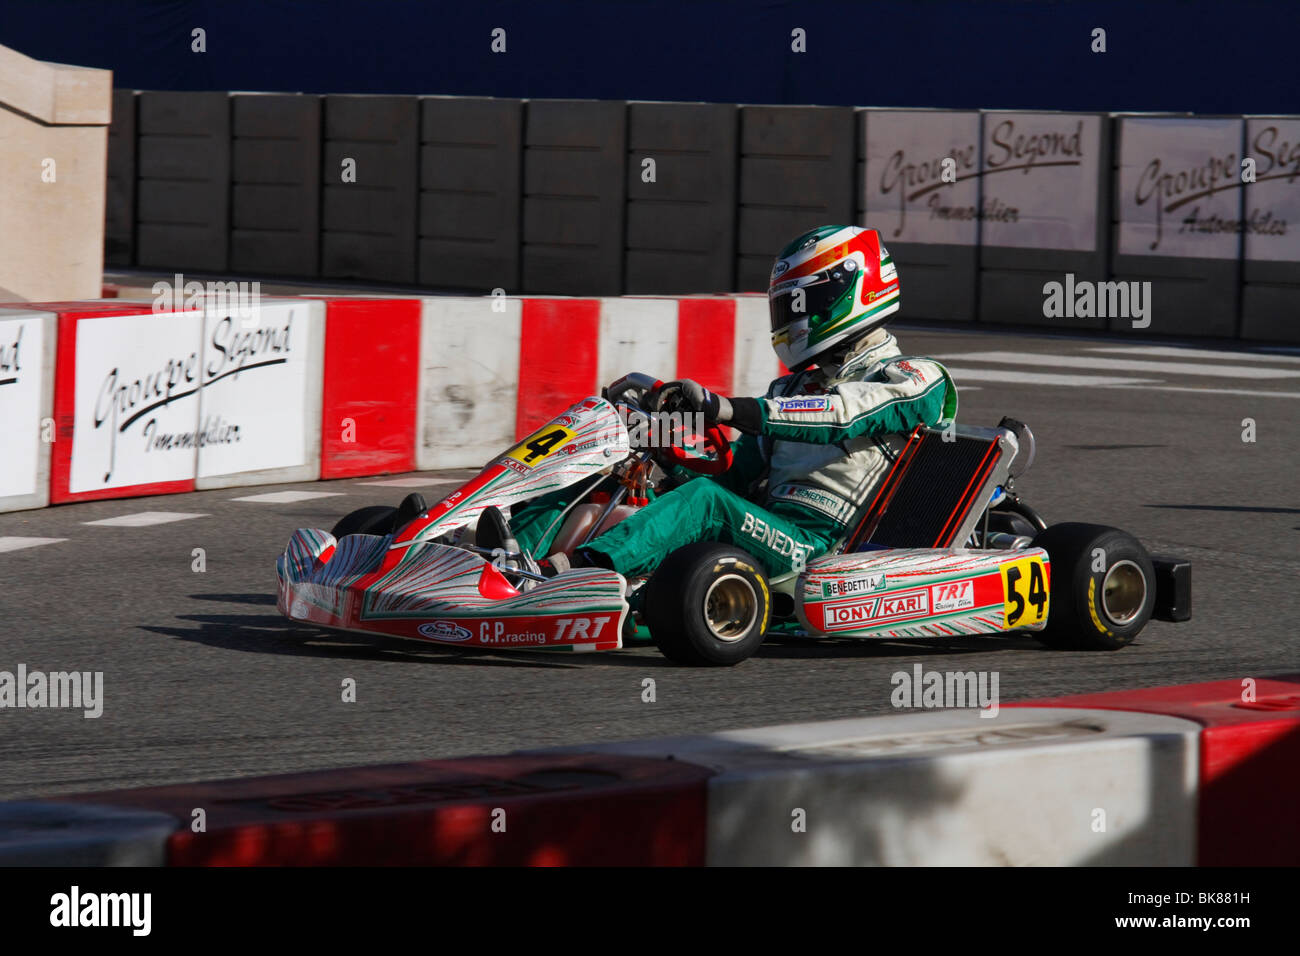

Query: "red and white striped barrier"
<box><xmin>0</xmin><ymin>296</ymin><xmax>327</xmax><ymax>507</ymax></box>
<box><xmin>4</xmin><ymin>676</ymin><xmax>1296</xmax><ymax>866</ymax></box>
<box><xmin>317</xmin><ymin>297</ymin><xmax>421</xmax><ymax>479</ymax></box>
<box><xmin>0</xmin><ymin>294</ymin><xmax>778</xmax><ymax>511</ymax></box>
<box><xmin>15</xmin><ymin>753</ymin><xmax>711</xmax><ymax>866</ymax></box>
<box><xmin>1015</xmin><ymin>675</ymin><xmax>1300</xmax><ymax>866</ymax></box>
<box><xmin>542</xmin><ymin>706</ymin><xmax>1204</xmax><ymax>866</ymax></box>
<box><xmin>415</xmin><ymin>295</ymin><xmax>777</xmax><ymax>469</ymax></box>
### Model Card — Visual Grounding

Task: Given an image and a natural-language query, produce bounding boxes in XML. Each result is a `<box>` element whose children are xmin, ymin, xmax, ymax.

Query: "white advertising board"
<box><xmin>68</xmin><ymin>300</ymin><xmax>322</xmax><ymax>495</ymax></box>
<box><xmin>1117</xmin><ymin>117</ymin><xmax>1244</xmax><ymax>259</ymax></box>
<box><xmin>0</xmin><ymin>309</ymin><xmax>54</xmax><ymax>509</ymax></box>
<box><xmin>862</xmin><ymin>110</ymin><xmax>981</xmax><ymax>245</ymax></box>
<box><xmin>1243</xmin><ymin>118</ymin><xmax>1300</xmax><ymax>262</ymax></box>
<box><xmin>196</xmin><ymin>299</ymin><xmax>321</xmax><ymax>484</ymax></box>
<box><xmin>979</xmin><ymin>112</ymin><xmax>1102</xmax><ymax>251</ymax></box>
<box><xmin>70</xmin><ymin>309</ymin><xmax>203</xmax><ymax>494</ymax></box>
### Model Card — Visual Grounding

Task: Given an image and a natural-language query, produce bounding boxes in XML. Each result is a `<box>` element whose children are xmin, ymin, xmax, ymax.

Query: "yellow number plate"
<box><xmin>1001</xmin><ymin>555</ymin><xmax>1049</xmax><ymax>628</ymax></box>
<box><xmin>504</xmin><ymin>425</ymin><xmax>575</xmax><ymax>468</ymax></box>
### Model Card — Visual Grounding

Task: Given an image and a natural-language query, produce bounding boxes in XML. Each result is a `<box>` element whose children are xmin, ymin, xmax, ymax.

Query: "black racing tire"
<box><xmin>330</xmin><ymin>505</ymin><xmax>398</xmax><ymax>539</ymax></box>
<box><xmin>1032</xmin><ymin>523</ymin><xmax>1155</xmax><ymax>650</ymax></box>
<box><xmin>643</xmin><ymin>543</ymin><xmax>772</xmax><ymax>666</ymax></box>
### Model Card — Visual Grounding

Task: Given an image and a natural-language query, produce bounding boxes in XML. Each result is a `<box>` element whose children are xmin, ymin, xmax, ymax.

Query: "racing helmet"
<box><xmin>768</xmin><ymin>225</ymin><xmax>900</xmax><ymax>371</ymax></box>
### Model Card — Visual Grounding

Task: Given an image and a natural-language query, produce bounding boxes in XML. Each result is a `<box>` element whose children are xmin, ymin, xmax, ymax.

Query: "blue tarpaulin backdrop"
<box><xmin>4</xmin><ymin>0</ymin><xmax>1297</xmax><ymax>114</ymax></box>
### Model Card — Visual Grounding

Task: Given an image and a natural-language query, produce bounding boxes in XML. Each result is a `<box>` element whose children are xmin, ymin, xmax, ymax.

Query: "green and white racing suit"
<box><xmin>512</xmin><ymin>327</ymin><xmax>958</xmax><ymax>578</ymax></box>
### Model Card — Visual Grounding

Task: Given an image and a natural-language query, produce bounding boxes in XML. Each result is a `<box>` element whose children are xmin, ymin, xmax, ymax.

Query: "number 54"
<box><xmin>1002</xmin><ymin>557</ymin><xmax>1048</xmax><ymax>627</ymax></box>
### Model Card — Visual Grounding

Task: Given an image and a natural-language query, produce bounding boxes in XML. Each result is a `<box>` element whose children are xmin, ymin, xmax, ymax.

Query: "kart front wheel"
<box><xmin>1032</xmin><ymin>523</ymin><xmax>1155</xmax><ymax>650</ymax></box>
<box><xmin>643</xmin><ymin>543</ymin><xmax>771</xmax><ymax>666</ymax></box>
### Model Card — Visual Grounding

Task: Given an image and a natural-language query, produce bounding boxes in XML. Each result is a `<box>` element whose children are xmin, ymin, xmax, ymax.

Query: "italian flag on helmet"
<box><xmin>768</xmin><ymin>225</ymin><xmax>900</xmax><ymax>371</ymax></box>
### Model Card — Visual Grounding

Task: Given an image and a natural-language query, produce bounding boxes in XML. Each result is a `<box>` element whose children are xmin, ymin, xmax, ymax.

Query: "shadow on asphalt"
<box><xmin>141</xmin><ymin>613</ymin><xmax>577</xmax><ymax>669</ymax></box>
<box><xmin>1146</xmin><ymin>504</ymin><xmax>1300</xmax><ymax>514</ymax></box>
<box><xmin>1065</xmin><ymin>443</ymin><xmax>1167</xmax><ymax>450</ymax></box>
<box><xmin>189</xmin><ymin>592</ymin><xmax>278</xmax><ymax>606</ymax></box>
<box><xmin>757</xmin><ymin>632</ymin><xmax>1048</xmax><ymax>658</ymax></box>
<box><xmin>168</xmin><ymin>595</ymin><xmax>1063</xmax><ymax>666</ymax></box>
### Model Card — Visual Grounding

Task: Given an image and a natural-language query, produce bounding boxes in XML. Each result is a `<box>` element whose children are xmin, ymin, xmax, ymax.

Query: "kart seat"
<box><xmin>393</xmin><ymin>493</ymin><xmax>428</xmax><ymax>535</ymax></box>
<box><xmin>840</xmin><ymin>424</ymin><xmax>1013</xmax><ymax>552</ymax></box>
<box><xmin>475</xmin><ymin>505</ymin><xmax>519</xmax><ymax>554</ymax></box>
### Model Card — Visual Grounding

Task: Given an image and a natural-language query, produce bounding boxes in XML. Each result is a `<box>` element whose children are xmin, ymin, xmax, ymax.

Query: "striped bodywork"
<box><xmin>277</xmin><ymin>397</ymin><xmax>631</xmax><ymax>651</ymax></box>
<box><xmin>797</xmin><ymin>547</ymin><xmax>1049</xmax><ymax>638</ymax></box>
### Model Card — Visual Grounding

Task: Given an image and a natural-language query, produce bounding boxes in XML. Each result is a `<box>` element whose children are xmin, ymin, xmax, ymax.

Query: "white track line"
<box><xmin>83</xmin><ymin>512</ymin><xmax>209</xmax><ymax>527</ymax></box>
<box><xmin>946</xmin><ymin>368</ymin><xmax>1300</xmax><ymax>398</ymax></box>
<box><xmin>1105</xmin><ymin>384</ymin><xmax>1300</xmax><ymax>400</ymax></box>
<box><xmin>0</xmin><ymin>536</ymin><xmax>68</xmax><ymax>553</ymax></box>
<box><xmin>1088</xmin><ymin>345</ymin><xmax>1300</xmax><ymax>363</ymax></box>
<box><xmin>944</xmin><ymin>368</ymin><xmax>1161</xmax><ymax>387</ymax></box>
<box><xmin>231</xmin><ymin>491</ymin><xmax>346</xmax><ymax>503</ymax></box>
<box><xmin>355</xmin><ymin>477</ymin><xmax>458</xmax><ymax>487</ymax></box>
<box><xmin>937</xmin><ymin>350</ymin><xmax>1300</xmax><ymax>380</ymax></box>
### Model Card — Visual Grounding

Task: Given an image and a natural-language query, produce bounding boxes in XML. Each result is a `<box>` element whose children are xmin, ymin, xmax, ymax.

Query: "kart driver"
<box><xmin>494</xmin><ymin>225</ymin><xmax>958</xmax><ymax>579</ymax></box>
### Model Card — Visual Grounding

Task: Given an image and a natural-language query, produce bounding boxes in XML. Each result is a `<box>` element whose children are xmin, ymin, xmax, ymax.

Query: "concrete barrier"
<box><xmin>1240</xmin><ymin>116</ymin><xmax>1300</xmax><ymax>343</ymax></box>
<box><xmin>321</xmin><ymin>96</ymin><xmax>419</xmax><ymax>283</ymax></box>
<box><xmin>0</xmin><ymin>802</ymin><xmax>175</xmax><ymax>866</ymax></box>
<box><xmin>417</xmin><ymin>296</ymin><xmax>524</xmax><ymax>470</ymax></box>
<box><xmin>3</xmin><ymin>677</ymin><xmax>1295</xmax><ymax>865</ymax></box>
<box><xmin>136</xmin><ymin>92</ymin><xmax>231</xmax><ymax>274</ymax></box>
<box><xmin>46</xmin><ymin>754</ymin><xmax>711</xmax><ymax>866</ymax></box>
<box><xmin>29</xmin><ymin>297</ymin><xmax>323</xmax><ymax>504</ymax></box>
<box><xmin>416</xmin><ymin>294</ymin><xmax>781</xmax><ymax>469</ymax></box>
<box><xmin>1112</xmin><ymin>116</ymin><xmax>1243</xmax><ymax>338</ymax></box>
<box><xmin>105</xmin><ymin>89</ymin><xmax>136</xmax><ymax>268</ymax></box>
<box><xmin>93</xmin><ymin>91</ymin><xmax>1300</xmax><ymax>344</ymax></box>
<box><xmin>626</xmin><ymin>102</ymin><xmax>738</xmax><ymax>294</ymax></box>
<box><xmin>521</xmin><ymin>100</ymin><xmax>627</xmax><ymax>295</ymax></box>
<box><xmin>858</xmin><ymin>108</ymin><xmax>980</xmax><ymax>323</ymax></box>
<box><xmin>977</xmin><ymin>111</ymin><xmax>1113</xmax><ymax>331</ymax></box>
<box><xmin>319</xmin><ymin>297</ymin><xmax>421</xmax><ymax>479</ymax></box>
<box><xmin>230</xmin><ymin>94</ymin><xmax>322</xmax><ymax>278</ymax></box>
<box><xmin>737</xmin><ymin>106</ymin><xmax>855</xmax><ymax>292</ymax></box>
<box><xmin>419</xmin><ymin>96</ymin><xmax>524</xmax><ymax>292</ymax></box>
<box><xmin>193</xmin><ymin>298</ymin><xmax>325</xmax><ymax>490</ymax></box>
<box><xmin>0</xmin><ymin>293</ymin><xmax>784</xmax><ymax>507</ymax></box>
<box><xmin>543</xmin><ymin>707</ymin><xmax>1201</xmax><ymax>866</ymax></box>
<box><xmin>1017</xmin><ymin>675</ymin><xmax>1300</xmax><ymax>865</ymax></box>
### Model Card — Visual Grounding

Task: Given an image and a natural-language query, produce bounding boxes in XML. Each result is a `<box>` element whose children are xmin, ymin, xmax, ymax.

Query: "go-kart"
<box><xmin>277</xmin><ymin>373</ymin><xmax>1191</xmax><ymax>665</ymax></box>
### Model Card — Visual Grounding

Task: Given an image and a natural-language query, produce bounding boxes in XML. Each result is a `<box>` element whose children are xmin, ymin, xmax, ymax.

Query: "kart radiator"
<box><xmin>846</xmin><ymin>426</ymin><xmax>1010</xmax><ymax>551</ymax></box>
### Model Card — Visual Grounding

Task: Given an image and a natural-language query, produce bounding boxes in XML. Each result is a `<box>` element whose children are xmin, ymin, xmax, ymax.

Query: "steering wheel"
<box><xmin>647</xmin><ymin>380</ymin><xmax>735</xmax><ymax>476</ymax></box>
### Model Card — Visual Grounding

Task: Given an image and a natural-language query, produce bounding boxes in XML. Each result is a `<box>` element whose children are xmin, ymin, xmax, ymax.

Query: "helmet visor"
<box><xmin>768</xmin><ymin>265</ymin><xmax>857</xmax><ymax>333</ymax></box>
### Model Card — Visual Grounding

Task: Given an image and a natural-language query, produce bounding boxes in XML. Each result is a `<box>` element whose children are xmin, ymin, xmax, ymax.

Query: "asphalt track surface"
<box><xmin>2</xmin><ymin>325</ymin><xmax>1298</xmax><ymax>800</ymax></box>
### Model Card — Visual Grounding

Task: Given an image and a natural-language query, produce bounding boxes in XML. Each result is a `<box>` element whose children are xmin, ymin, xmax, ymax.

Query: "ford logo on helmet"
<box><xmin>772</xmin><ymin>260</ymin><xmax>790</xmax><ymax>278</ymax></box>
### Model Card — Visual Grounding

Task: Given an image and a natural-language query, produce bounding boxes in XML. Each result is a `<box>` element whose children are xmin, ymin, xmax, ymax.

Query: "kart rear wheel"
<box><xmin>643</xmin><ymin>543</ymin><xmax>771</xmax><ymax>666</ymax></box>
<box><xmin>330</xmin><ymin>505</ymin><xmax>398</xmax><ymax>539</ymax></box>
<box><xmin>1032</xmin><ymin>523</ymin><xmax>1155</xmax><ymax>650</ymax></box>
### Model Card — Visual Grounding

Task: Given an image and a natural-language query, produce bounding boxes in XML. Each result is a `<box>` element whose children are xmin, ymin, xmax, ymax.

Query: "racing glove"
<box><xmin>663</xmin><ymin>379</ymin><xmax>762</xmax><ymax>435</ymax></box>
